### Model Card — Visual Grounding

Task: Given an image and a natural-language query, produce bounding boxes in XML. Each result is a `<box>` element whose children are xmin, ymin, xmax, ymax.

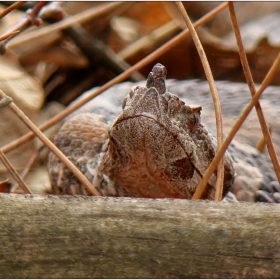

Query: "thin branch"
<box><xmin>2</xmin><ymin>2</ymin><xmax>229</xmax><ymax>155</ymax></box>
<box><xmin>192</xmin><ymin>52</ymin><xmax>280</xmax><ymax>199</ymax></box>
<box><xmin>0</xmin><ymin>90</ymin><xmax>101</xmax><ymax>197</ymax></box>
<box><xmin>0</xmin><ymin>1</ymin><xmax>26</xmax><ymax>20</ymax></box>
<box><xmin>176</xmin><ymin>2</ymin><xmax>224</xmax><ymax>201</ymax></box>
<box><xmin>0</xmin><ymin>149</ymin><xmax>32</xmax><ymax>194</ymax></box>
<box><xmin>0</xmin><ymin>30</ymin><xmax>20</xmax><ymax>42</ymax></box>
<box><xmin>228</xmin><ymin>1</ymin><xmax>280</xmax><ymax>185</ymax></box>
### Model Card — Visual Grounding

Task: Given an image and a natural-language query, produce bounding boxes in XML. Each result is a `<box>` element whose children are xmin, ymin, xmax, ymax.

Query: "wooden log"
<box><xmin>0</xmin><ymin>193</ymin><xmax>279</xmax><ymax>278</ymax></box>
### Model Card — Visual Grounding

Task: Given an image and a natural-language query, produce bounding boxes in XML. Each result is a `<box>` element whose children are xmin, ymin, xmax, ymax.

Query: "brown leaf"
<box><xmin>0</xmin><ymin>55</ymin><xmax>44</xmax><ymax>110</ymax></box>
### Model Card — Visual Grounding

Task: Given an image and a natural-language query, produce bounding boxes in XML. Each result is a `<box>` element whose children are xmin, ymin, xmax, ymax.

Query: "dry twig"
<box><xmin>0</xmin><ymin>1</ymin><xmax>26</xmax><ymax>20</ymax></box>
<box><xmin>0</xmin><ymin>30</ymin><xmax>20</xmax><ymax>42</ymax></box>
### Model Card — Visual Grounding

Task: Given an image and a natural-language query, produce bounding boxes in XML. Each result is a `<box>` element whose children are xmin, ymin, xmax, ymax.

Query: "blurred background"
<box><xmin>1</xmin><ymin>2</ymin><xmax>280</xmax><ymax>106</ymax></box>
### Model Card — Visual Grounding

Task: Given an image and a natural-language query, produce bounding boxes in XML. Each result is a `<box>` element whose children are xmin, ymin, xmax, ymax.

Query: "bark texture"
<box><xmin>0</xmin><ymin>193</ymin><xmax>279</xmax><ymax>278</ymax></box>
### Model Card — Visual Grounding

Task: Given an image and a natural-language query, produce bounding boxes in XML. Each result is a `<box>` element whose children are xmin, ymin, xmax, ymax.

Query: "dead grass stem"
<box><xmin>175</xmin><ymin>2</ymin><xmax>224</xmax><ymax>201</ymax></box>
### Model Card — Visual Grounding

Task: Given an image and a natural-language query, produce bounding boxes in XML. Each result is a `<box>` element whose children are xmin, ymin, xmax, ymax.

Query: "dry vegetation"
<box><xmin>1</xmin><ymin>1</ymin><xmax>280</xmax><ymax>199</ymax></box>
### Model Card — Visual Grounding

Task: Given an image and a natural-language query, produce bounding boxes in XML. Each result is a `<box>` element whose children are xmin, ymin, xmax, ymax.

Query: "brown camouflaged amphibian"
<box><xmin>48</xmin><ymin>64</ymin><xmax>235</xmax><ymax>199</ymax></box>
